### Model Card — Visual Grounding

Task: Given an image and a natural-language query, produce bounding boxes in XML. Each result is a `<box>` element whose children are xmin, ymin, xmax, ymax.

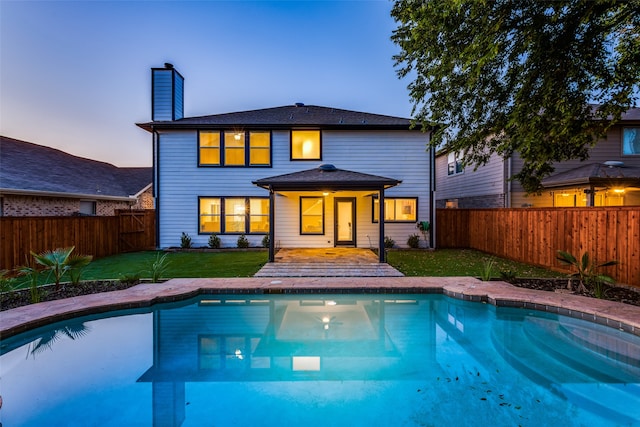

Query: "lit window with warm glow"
<box><xmin>249</xmin><ymin>198</ymin><xmax>270</xmax><ymax>233</ymax></box>
<box><xmin>200</xmin><ymin>197</ymin><xmax>269</xmax><ymax>234</ymax></box>
<box><xmin>224</xmin><ymin>131</ymin><xmax>245</xmax><ymax>165</ymax></box>
<box><xmin>199</xmin><ymin>131</ymin><xmax>221</xmax><ymax>165</ymax></box>
<box><xmin>199</xmin><ymin>198</ymin><xmax>221</xmax><ymax>233</ymax></box>
<box><xmin>225</xmin><ymin>198</ymin><xmax>246</xmax><ymax>232</ymax></box>
<box><xmin>291</xmin><ymin>130</ymin><xmax>321</xmax><ymax>160</ymax></box>
<box><xmin>301</xmin><ymin>196</ymin><xmax>324</xmax><ymax>234</ymax></box>
<box><xmin>373</xmin><ymin>197</ymin><xmax>418</xmax><ymax>222</ymax></box>
<box><xmin>249</xmin><ymin>131</ymin><xmax>271</xmax><ymax>165</ymax></box>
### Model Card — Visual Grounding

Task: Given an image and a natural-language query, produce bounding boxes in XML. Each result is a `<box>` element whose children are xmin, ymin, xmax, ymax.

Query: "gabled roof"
<box><xmin>0</xmin><ymin>136</ymin><xmax>152</xmax><ymax>200</ymax></box>
<box><xmin>137</xmin><ymin>104</ymin><xmax>417</xmax><ymax>132</ymax></box>
<box><xmin>541</xmin><ymin>162</ymin><xmax>640</xmax><ymax>188</ymax></box>
<box><xmin>253</xmin><ymin>164</ymin><xmax>402</xmax><ymax>191</ymax></box>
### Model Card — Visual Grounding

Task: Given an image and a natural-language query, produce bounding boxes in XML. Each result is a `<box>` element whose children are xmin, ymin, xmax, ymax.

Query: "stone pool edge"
<box><xmin>1</xmin><ymin>276</ymin><xmax>639</xmax><ymax>340</ymax></box>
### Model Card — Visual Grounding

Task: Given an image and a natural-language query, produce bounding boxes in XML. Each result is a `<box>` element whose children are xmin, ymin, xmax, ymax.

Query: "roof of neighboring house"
<box><xmin>253</xmin><ymin>164</ymin><xmax>402</xmax><ymax>191</ymax></box>
<box><xmin>137</xmin><ymin>104</ymin><xmax>420</xmax><ymax>132</ymax></box>
<box><xmin>0</xmin><ymin>136</ymin><xmax>152</xmax><ymax>200</ymax></box>
<box><xmin>541</xmin><ymin>162</ymin><xmax>640</xmax><ymax>188</ymax></box>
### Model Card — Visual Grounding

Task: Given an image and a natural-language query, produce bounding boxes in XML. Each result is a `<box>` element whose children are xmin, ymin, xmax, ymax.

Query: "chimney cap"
<box><xmin>164</xmin><ymin>63</ymin><xmax>174</xmax><ymax>69</ymax></box>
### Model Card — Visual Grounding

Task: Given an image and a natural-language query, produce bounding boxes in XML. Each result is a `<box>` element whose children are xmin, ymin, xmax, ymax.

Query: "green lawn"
<box><xmin>9</xmin><ymin>248</ymin><xmax>563</xmax><ymax>289</ymax></box>
<box><xmin>80</xmin><ymin>250</ymin><xmax>269</xmax><ymax>280</ymax></box>
<box><xmin>387</xmin><ymin>249</ymin><xmax>564</xmax><ymax>278</ymax></box>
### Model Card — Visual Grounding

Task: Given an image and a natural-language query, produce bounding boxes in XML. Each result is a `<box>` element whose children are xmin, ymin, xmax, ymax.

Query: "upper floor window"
<box><xmin>199</xmin><ymin>131</ymin><xmax>221</xmax><ymax>165</ymax></box>
<box><xmin>447</xmin><ymin>152</ymin><xmax>464</xmax><ymax>175</ymax></box>
<box><xmin>373</xmin><ymin>197</ymin><xmax>417</xmax><ymax>222</ymax></box>
<box><xmin>291</xmin><ymin>130</ymin><xmax>321</xmax><ymax>160</ymax></box>
<box><xmin>623</xmin><ymin>128</ymin><xmax>640</xmax><ymax>155</ymax></box>
<box><xmin>224</xmin><ymin>132</ymin><xmax>245</xmax><ymax>166</ymax></box>
<box><xmin>199</xmin><ymin>130</ymin><xmax>271</xmax><ymax>167</ymax></box>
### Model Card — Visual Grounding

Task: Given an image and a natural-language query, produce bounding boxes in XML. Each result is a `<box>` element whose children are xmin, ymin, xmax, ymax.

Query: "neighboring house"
<box><xmin>435</xmin><ymin>108</ymin><xmax>640</xmax><ymax>208</ymax></box>
<box><xmin>0</xmin><ymin>136</ymin><xmax>153</xmax><ymax>216</ymax></box>
<box><xmin>137</xmin><ymin>64</ymin><xmax>434</xmax><ymax>261</ymax></box>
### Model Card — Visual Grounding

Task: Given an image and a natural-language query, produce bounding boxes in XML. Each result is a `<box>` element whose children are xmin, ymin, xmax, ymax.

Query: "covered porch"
<box><xmin>253</xmin><ymin>164</ymin><xmax>402</xmax><ymax>263</ymax></box>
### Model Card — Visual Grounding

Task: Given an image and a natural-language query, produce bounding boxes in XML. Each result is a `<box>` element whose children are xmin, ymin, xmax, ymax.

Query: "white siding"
<box><xmin>435</xmin><ymin>151</ymin><xmax>506</xmax><ymax>202</ymax></box>
<box><xmin>157</xmin><ymin>129</ymin><xmax>431</xmax><ymax>249</ymax></box>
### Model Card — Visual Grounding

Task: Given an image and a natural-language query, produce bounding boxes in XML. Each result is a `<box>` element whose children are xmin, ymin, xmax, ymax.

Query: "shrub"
<box><xmin>499</xmin><ymin>270</ymin><xmax>517</xmax><ymax>283</ymax></box>
<box><xmin>66</xmin><ymin>253</ymin><xmax>93</xmax><ymax>285</ymax></box>
<box><xmin>556</xmin><ymin>250</ymin><xmax>618</xmax><ymax>297</ymax></box>
<box><xmin>237</xmin><ymin>234</ymin><xmax>250</xmax><ymax>248</ymax></box>
<box><xmin>17</xmin><ymin>256</ymin><xmax>42</xmax><ymax>303</ymax></box>
<box><xmin>30</xmin><ymin>246</ymin><xmax>91</xmax><ymax>291</ymax></box>
<box><xmin>261</xmin><ymin>234</ymin><xmax>270</xmax><ymax>248</ymax></box>
<box><xmin>118</xmin><ymin>273</ymin><xmax>141</xmax><ymax>285</ymax></box>
<box><xmin>0</xmin><ymin>269</ymin><xmax>17</xmax><ymax>294</ymax></box>
<box><xmin>208</xmin><ymin>234</ymin><xmax>221</xmax><ymax>249</ymax></box>
<box><xmin>407</xmin><ymin>234</ymin><xmax>420</xmax><ymax>249</ymax></box>
<box><xmin>180</xmin><ymin>232</ymin><xmax>193</xmax><ymax>249</ymax></box>
<box><xmin>384</xmin><ymin>236</ymin><xmax>395</xmax><ymax>248</ymax></box>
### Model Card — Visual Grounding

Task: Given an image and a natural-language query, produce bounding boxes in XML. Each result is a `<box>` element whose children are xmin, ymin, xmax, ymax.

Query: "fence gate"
<box><xmin>117</xmin><ymin>210</ymin><xmax>155</xmax><ymax>252</ymax></box>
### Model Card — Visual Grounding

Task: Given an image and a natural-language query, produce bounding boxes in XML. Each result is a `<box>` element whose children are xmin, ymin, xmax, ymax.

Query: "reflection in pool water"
<box><xmin>1</xmin><ymin>294</ymin><xmax>639</xmax><ymax>426</ymax></box>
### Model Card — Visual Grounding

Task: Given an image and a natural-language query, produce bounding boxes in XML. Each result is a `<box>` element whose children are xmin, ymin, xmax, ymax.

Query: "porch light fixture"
<box><xmin>322</xmin><ymin>192</ymin><xmax>329</xmax><ymax>196</ymax></box>
<box><xmin>613</xmin><ymin>188</ymin><xmax>625</xmax><ymax>193</ymax></box>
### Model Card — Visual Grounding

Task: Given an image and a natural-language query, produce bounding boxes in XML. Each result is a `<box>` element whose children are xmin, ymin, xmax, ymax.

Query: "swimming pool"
<box><xmin>1</xmin><ymin>293</ymin><xmax>639</xmax><ymax>426</ymax></box>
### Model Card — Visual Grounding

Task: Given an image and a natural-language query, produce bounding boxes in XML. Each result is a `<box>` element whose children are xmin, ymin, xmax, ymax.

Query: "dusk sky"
<box><xmin>1</xmin><ymin>1</ymin><xmax>413</xmax><ymax>167</ymax></box>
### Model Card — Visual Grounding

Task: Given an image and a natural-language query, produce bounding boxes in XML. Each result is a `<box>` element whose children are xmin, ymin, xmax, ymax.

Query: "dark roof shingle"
<box><xmin>253</xmin><ymin>164</ymin><xmax>401</xmax><ymax>191</ymax></box>
<box><xmin>137</xmin><ymin>104</ymin><xmax>416</xmax><ymax>132</ymax></box>
<box><xmin>542</xmin><ymin>162</ymin><xmax>640</xmax><ymax>188</ymax></box>
<box><xmin>0</xmin><ymin>136</ymin><xmax>151</xmax><ymax>199</ymax></box>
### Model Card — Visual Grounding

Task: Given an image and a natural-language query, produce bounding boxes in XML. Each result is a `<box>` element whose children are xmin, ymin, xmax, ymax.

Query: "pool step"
<box><xmin>254</xmin><ymin>262</ymin><xmax>404</xmax><ymax>277</ymax></box>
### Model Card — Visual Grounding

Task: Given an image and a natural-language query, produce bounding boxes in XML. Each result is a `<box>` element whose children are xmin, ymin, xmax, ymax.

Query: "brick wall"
<box><xmin>0</xmin><ymin>195</ymin><xmax>137</xmax><ymax>216</ymax></box>
<box><xmin>436</xmin><ymin>193</ymin><xmax>505</xmax><ymax>209</ymax></box>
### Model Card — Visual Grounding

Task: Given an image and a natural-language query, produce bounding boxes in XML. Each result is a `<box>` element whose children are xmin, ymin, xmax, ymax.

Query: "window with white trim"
<box><xmin>447</xmin><ymin>152</ymin><xmax>464</xmax><ymax>175</ymax></box>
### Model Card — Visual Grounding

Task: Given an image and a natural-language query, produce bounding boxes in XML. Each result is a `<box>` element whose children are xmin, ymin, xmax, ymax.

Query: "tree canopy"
<box><xmin>391</xmin><ymin>0</ymin><xmax>640</xmax><ymax>193</ymax></box>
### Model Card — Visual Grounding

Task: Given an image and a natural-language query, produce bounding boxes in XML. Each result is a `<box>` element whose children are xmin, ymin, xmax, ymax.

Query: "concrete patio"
<box><xmin>254</xmin><ymin>248</ymin><xmax>404</xmax><ymax>277</ymax></box>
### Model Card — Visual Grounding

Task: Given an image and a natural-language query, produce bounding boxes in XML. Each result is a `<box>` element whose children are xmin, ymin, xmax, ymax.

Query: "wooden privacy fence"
<box><xmin>0</xmin><ymin>210</ymin><xmax>155</xmax><ymax>270</ymax></box>
<box><xmin>436</xmin><ymin>207</ymin><xmax>640</xmax><ymax>287</ymax></box>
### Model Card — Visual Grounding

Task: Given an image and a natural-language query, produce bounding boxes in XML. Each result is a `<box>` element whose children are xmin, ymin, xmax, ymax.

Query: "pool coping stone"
<box><xmin>1</xmin><ymin>276</ymin><xmax>639</xmax><ymax>339</ymax></box>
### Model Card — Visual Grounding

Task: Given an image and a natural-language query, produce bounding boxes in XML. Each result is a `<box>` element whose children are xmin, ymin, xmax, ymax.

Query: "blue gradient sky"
<box><xmin>1</xmin><ymin>1</ymin><xmax>412</xmax><ymax>167</ymax></box>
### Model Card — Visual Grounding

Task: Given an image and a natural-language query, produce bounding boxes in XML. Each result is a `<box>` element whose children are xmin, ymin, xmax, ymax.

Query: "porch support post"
<box><xmin>378</xmin><ymin>187</ymin><xmax>385</xmax><ymax>263</ymax></box>
<box><xmin>269</xmin><ymin>187</ymin><xmax>275</xmax><ymax>262</ymax></box>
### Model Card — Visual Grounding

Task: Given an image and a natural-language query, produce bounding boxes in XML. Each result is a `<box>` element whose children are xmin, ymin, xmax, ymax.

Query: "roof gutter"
<box><xmin>0</xmin><ymin>188</ymin><xmax>137</xmax><ymax>202</ymax></box>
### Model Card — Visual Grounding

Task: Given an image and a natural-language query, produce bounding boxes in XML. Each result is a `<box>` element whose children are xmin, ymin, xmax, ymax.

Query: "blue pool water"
<box><xmin>1</xmin><ymin>294</ymin><xmax>639</xmax><ymax>426</ymax></box>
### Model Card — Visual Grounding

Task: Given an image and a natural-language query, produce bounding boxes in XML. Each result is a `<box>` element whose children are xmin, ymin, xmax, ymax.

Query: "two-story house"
<box><xmin>435</xmin><ymin>108</ymin><xmax>640</xmax><ymax>208</ymax></box>
<box><xmin>137</xmin><ymin>64</ymin><xmax>434</xmax><ymax>261</ymax></box>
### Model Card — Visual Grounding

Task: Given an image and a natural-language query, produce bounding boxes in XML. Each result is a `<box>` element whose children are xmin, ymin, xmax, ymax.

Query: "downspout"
<box><xmin>429</xmin><ymin>145</ymin><xmax>436</xmax><ymax>249</ymax></box>
<box><xmin>153</xmin><ymin>129</ymin><xmax>161</xmax><ymax>249</ymax></box>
